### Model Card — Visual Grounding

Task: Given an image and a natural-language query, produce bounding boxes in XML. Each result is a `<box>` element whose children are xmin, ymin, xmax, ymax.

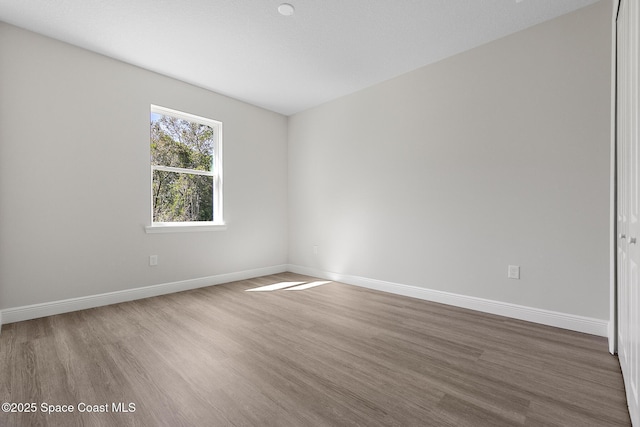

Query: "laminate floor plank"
<box><xmin>0</xmin><ymin>273</ymin><xmax>631</xmax><ymax>426</ymax></box>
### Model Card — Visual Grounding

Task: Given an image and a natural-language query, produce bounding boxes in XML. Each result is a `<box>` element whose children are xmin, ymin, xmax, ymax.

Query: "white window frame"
<box><xmin>145</xmin><ymin>105</ymin><xmax>225</xmax><ymax>233</ymax></box>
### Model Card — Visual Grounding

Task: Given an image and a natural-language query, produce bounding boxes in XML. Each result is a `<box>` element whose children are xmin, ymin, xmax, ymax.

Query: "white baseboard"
<box><xmin>288</xmin><ymin>264</ymin><xmax>609</xmax><ymax>337</ymax></box>
<box><xmin>0</xmin><ymin>264</ymin><xmax>609</xmax><ymax>338</ymax></box>
<box><xmin>0</xmin><ymin>264</ymin><xmax>288</xmax><ymax>327</ymax></box>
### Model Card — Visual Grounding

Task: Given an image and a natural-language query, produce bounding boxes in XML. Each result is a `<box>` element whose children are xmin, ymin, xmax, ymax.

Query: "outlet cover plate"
<box><xmin>508</xmin><ymin>265</ymin><xmax>520</xmax><ymax>279</ymax></box>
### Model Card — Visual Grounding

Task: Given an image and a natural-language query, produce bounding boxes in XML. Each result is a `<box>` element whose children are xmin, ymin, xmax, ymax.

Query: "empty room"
<box><xmin>0</xmin><ymin>0</ymin><xmax>638</xmax><ymax>426</ymax></box>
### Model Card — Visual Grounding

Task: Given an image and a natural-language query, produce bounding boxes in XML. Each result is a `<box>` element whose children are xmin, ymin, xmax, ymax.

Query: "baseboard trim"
<box><xmin>288</xmin><ymin>264</ymin><xmax>609</xmax><ymax>337</ymax></box>
<box><xmin>1</xmin><ymin>264</ymin><xmax>608</xmax><ymax>338</ymax></box>
<box><xmin>0</xmin><ymin>264</ymin><xmax>288</xmax><ymax>326</ymax></box>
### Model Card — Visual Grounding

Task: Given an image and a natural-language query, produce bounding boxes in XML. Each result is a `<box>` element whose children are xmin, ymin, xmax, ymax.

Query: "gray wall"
<box><xmin>288</xmin><ymin>1</ymin><xmax>613</xmax><ymax>320</ymax></box>
<box><xmin>0</xmin><ymin>1</ymin><xmax>614</xmax><ymax>323</ymax></box>
<box><xmin>0</xmin><ymin>23</ymin><xmax>288</xmax><ymax>309</ymax></box>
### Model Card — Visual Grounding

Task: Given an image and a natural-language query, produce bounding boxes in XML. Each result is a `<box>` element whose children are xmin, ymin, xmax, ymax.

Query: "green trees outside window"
<box><xmin>150</xmin><ymin>108</ymin><xmax>220</xmax><ymax>223</ymax></box>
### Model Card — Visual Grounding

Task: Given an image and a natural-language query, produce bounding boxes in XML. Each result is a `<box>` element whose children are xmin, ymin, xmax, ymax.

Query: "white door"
<box><xmin>618</xmin><ymin>1</ymin><xmax>639</xmax><ymax>425</ymax></box>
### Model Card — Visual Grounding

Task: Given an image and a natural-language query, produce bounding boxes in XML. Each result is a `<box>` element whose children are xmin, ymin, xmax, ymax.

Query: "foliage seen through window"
<box><xmin>151</xmin><ymin>109</ymin><xmax>220</xmax><ymax>223</ymax></box>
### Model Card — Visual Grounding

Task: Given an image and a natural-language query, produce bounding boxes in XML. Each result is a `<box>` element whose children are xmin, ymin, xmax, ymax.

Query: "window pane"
<box><xmin>151</xmin><ymin>113</ymin><xmax>214</xmax><ymax>171</ymax></box>
<box><xmin>153</xmin><ymin>170</ymin><xmax>214</xmax><ymax>222</ymax></box>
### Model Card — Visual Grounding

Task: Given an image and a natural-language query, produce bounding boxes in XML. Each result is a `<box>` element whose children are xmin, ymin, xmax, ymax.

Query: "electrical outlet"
<box><xmin>150</xmin><ymin>255</ymin><xmax>158</xmax><ymax>266</ymax></box>
<box><xmin>508</xmin><ymin>265</ymin><xmax>520</xmax><ymax>279</ymax></box>
<box><xmin>313</xmin><ymin>245</ymin><xmax>318</xmax><ymax>255</ymax></box>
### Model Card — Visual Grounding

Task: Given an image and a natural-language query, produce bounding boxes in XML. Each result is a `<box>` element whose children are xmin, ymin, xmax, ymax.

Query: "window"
<box><xmin>146</xmin><ymin>105</ymin><xmax>224</xmax><ymax>232</ymax></box>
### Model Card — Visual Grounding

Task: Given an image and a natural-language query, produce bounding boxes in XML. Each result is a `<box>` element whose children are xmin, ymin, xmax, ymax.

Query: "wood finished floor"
<box><xmin>0</xmin><ymin>273</ymin><xmax>631</xmax><ymax>426</ymax></box>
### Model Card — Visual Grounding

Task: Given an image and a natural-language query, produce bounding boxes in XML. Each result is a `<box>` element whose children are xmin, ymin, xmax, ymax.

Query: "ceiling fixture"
<box><xmin>278</xmin><ymin>3</ymin><xmax>295</xmax><ymax>16</ymax></box>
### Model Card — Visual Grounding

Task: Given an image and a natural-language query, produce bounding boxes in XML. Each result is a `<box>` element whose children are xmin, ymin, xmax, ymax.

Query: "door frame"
<box><xmin>611</xmin><ymin>0</ymin><xmax>620</xmax><ymax>355</ymax></box>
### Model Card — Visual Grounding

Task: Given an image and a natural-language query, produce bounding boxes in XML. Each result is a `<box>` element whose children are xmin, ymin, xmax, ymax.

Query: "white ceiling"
<box><xmin>0</xmin><ymin>0</ymin><xmax>600</xmax><ymax>115</ymax></box>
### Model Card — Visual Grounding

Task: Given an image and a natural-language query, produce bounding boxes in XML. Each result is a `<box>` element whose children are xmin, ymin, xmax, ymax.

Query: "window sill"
<box><xmin>145</xmin><ymin>222</ymin><xmax>227</xmax><ymax>234</ymax></box>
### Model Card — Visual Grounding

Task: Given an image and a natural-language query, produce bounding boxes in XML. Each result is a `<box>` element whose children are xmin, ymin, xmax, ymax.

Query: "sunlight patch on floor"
<box><xmin>245</xmin><ymin>281</ymin><xmax>332</xmax><ymax>292</ymax></box>
<box><xmin>285</xmin><ymin>281</ymin><xmax>332</xmax><ymax>291</ymax></box>
<box><xmin>245</xmin><ymin>281</ymin><xmax>305</xmax><ymax>292</ymax></box>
